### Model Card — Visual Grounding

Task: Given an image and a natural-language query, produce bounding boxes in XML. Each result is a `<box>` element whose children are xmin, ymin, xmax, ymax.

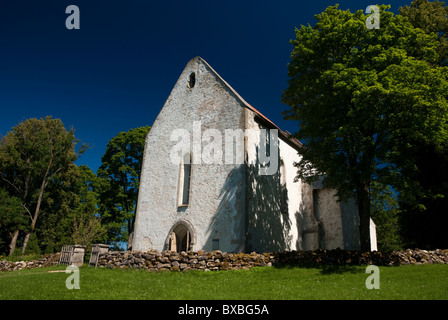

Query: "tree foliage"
<box><xmin>282</xmin><ymin>5</ymin><xmax>448</xmax><ymax>250</ymax></box>
<box><xmin>0</xmin><ymin>116</ymin><xmax>83</xmax><ymax>254</ymax></box>
<box><xmin>0</xmin><ymin>120</ymin><xmax>150</xmax><ymax>255</ymax></box>
<box><xmin>396</xmin><ymin>0</ymin><xmax>448</xmax><ymax>249</ymax></box>
<box><xmin>97</xmin><ymin>126</ymin><xmax>150</xmax><ymax>247</ymax></box>
<box><xmin>400</xmin><ymin>0</ymin><xmax>448</xmax><ymax>65</ymax></box>
<box><xmin>68</xmin><ymin>165</ymin><xmax>106</xmax><ymax>247</ymax></box>
<box><xmin>29</xmin><ymin>164</ymin><xmax>106</xmax><ymax>254</ymax></box>
<box><xmin>0</xmin><ymin>188</ymin><xmax>27</xmax><ymax>255</ymax></box>
<box><xmin>370</xmin><ymin>181</ymin><xmax>404</xmax><ymax>251</ymax></box>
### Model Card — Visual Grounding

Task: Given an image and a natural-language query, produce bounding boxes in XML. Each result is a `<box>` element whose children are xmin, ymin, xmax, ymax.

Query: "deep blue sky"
<box><xmin>0</xmin><ymin>0</ymin><xmax>410</xmax><ymax>172</ymax></box>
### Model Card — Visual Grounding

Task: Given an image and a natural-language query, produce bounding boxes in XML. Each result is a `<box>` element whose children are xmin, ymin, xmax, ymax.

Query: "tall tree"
<box><xmin>398</xmin><ymin>0</ymin><xmax>448</xmax><ymax>248</ymax></box>
<box><xmin>97</xmin><ymin>126</ymin><xmax>150</xmax><ymax>247</ymax></box>
<box><xmin>0</xmin><ymin>117</ymin><xmax>82</xmax><ymax>254</ymax></box>
<box><xmin>282</xmin><ymin>5</ymin><xmax>448</xmax><ymax>250</ymax></box>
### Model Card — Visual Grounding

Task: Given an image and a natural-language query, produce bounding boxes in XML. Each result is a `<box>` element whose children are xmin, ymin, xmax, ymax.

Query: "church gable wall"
<box><xmin>133</xmin><ymin>58</ymin><xmax>246</xmax><ymax>252</ymax></box>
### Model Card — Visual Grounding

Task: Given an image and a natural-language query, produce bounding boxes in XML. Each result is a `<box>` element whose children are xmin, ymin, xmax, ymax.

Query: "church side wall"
<box><xmin>243</xmin><ymin>109</ymin><xmax>362</xmax><ymax>252</ymax></box>
<box><xmin>340</xmin><ymin>197</ymin><xmax>361</xmax><ymax>250</ymax></box>
<box><xmin>313</xmin><ymin>188</ymin><xmax>344</xmax><ymax>250</ymax></box>
<box><xmin>244</xmin><ymin>109</ymin><xmax>310</xmax><ymax>252</ymax></box>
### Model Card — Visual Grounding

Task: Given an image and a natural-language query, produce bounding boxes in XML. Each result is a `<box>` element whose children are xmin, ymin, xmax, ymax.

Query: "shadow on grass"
<box><xmin>317</xmin><ymin>264</ymin><xmax>360</xmax><ymax>275</ymax></box>
<box><xmin>274</xmin><ymin>263</ymin><xmax>363</xmax><ymax>275</ymax></box>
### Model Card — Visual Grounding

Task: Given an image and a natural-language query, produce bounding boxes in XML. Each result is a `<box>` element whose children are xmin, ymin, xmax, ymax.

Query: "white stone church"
<box><xmin>132</xmin><ymin>57</ymin><xmax>376</xmax><ymax>253</ymax></box>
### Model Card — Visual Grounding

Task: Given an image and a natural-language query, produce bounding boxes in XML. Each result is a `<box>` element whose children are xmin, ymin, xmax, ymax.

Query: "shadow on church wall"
<box><xmin>205</xmin><ymin>164</ymin><xmax>246</xmax><ymax>252</ymax></box>
<box><xmin>204</xmin><ymin>136</ymin><xmax>320</xmax><ymax>253</ymax></box>
<box><xmin>245</xmin><ymin>158</ymin><xmax>292</xmax><ymax>252</ymax></box>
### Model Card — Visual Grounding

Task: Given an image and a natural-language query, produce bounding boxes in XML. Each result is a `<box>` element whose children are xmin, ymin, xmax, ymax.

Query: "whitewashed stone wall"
<box><xmin>244</xmin><ymin>107</ymin><xmax>309</xmax><ymax>252</ymax></box>
<box><xmin>133</xmin><ymin>57</ymin><xmax>246</xmax><ymax>253</ymax></box>
<box><xmin>243</xmin><ymin>106</ymin><xmax>363</xmax><ymax>252</ymax></box>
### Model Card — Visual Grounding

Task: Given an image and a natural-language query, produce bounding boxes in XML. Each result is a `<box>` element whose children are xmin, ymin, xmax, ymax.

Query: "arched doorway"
<box><xmin>165</xmin><ymin>220</ymin><xmax>195</xmax><ymax>252</ymax></box>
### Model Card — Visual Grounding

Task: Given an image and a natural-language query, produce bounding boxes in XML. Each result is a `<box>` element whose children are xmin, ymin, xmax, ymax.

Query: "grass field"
<box><xmin>1</xmin><ymin>264</ymin><xmax>447</xmax><ymax>300</ymax></box>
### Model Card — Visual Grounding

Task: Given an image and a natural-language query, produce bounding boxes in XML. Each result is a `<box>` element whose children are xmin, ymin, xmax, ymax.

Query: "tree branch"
<box><xmin>1</xmin><ymin>176</ymin><xmax>21</xmax><ymax>194</ymax></box>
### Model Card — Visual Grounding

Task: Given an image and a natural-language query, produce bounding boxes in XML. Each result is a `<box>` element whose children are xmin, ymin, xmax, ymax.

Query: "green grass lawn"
<box><xmin>1</xmin><ymin>264</ymin><xmax>447</xmax><ymax>300</ymax></box>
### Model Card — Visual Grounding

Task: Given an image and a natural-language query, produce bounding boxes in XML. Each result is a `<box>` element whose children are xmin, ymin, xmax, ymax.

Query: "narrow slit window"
<box><xmin>188</xmin><ymin>72</ymin><xmax>196</xmax><ymax>88</ymax></box>
<box><xmin>178</xmin><ymin>153</ymin><xmax>192</xmax><ymax>206</ymax></box>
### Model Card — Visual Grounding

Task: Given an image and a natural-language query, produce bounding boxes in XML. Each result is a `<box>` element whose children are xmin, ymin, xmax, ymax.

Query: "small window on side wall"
<box><xmin>212</xmin><ymin>239</ymin><xmax>219</xmax><ymax>251</ymax></box>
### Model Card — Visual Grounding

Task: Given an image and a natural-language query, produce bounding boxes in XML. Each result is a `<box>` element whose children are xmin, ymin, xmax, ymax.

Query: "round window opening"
<box><xmin>188</xmin><ymin>72</ymin><xmax>196</xmax><ymax>88</ymax></box>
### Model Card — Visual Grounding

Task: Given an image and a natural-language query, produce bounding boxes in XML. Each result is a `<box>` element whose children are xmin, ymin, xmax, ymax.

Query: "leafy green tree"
<box><xmin>67</xmin><ymin>165</ymin><xmax>105</xmax><ymax>247</ymax></box>
<box><xmin>97</xmin><ymin>126</ymin><xmax>150</xmax><ymax>247</ymax></box>
<box><xmin>0</xmin><ymin>117</ymin><xmax>83</xmax><ymax>254</ymax></box>
<box><xmin>282</xmin><ymin>5</ymin><xmax>448</xmax><ymax>250</ymax></box>
<box><xmin>37</xmin><ymin>163</ymin><xmax>80</xmax><ymax>253</ymax></box>
<box><xmin>38</xmin><ymin>164</ymin><xmax>105</xmax><ymax>252</ymax></box>
<box><xmin>0</xmin><ymin>188</ymin><xmax>27</xmax><ymax>255</ymax></box>
<box><xmin>398</xmin><ymin>0</ymin><xmax>448</xmax><ymax>249</ymax></box>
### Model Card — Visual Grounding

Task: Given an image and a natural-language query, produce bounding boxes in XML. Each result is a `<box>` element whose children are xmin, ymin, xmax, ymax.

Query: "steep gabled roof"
<box><xmin>196</xmin><ymin>57</ymin><xmax>304</xmax><ymax>151</ymax></box>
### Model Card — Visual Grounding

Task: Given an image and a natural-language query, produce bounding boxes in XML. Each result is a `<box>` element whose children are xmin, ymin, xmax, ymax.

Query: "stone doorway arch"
<box><xmin>165</xmin><ymin>220</ymin><xmax>195</xmax><ymax>252</ymax></box>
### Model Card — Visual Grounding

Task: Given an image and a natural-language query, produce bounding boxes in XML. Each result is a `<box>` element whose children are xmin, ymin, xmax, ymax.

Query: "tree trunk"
<box><xmin>9</xmin><ymin>229</ymin><xmax>19</xmax><ymax>256</ymax></box>
<box><xmin>22</xmin><ymin>213</ymin><xmax>39</xmax><ymax>254</ymax></box>
<box><xmin>21</xmin><ymin>173</ymin><xmax>49</xmax><ymax>254</ymax></box>
<box><xmin>22</xmin><ymin>232</ymin><xmax>31</xmax><ymax>255</ymax></box>
<box><xmin>357</xmin><ymin>183</ymin><xmax>371</xmax><ymax>252</ymax></box>
<box><xmin>21</xmin><ymin>213</ymin><xmax>39</xmax><ymax>254</ymax></box>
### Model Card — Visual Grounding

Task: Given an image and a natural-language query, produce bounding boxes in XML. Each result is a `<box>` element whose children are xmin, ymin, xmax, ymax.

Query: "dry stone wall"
<box><xmin>96</xmin><ymin>250</ymin><xmax>273</xmax><ymax>271</ymax></box>
<box><xmin>1</xmin><ymin>248</ymin><xmax>448</xmax><ymax>272</ymax></box>
<box><xmin>274</xmin><ymin>248</ymin><xmax>448</xmax><ymax>267</ymax></box>
<box><xmin>95</xmin><ymin>248</ymin><xmax>448</xmax><ymax>271</ymax></box>
<box><xmin>0</xmin><ymin>253</ymin><xmax>60</xmax><ymax>271</ymax></box>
